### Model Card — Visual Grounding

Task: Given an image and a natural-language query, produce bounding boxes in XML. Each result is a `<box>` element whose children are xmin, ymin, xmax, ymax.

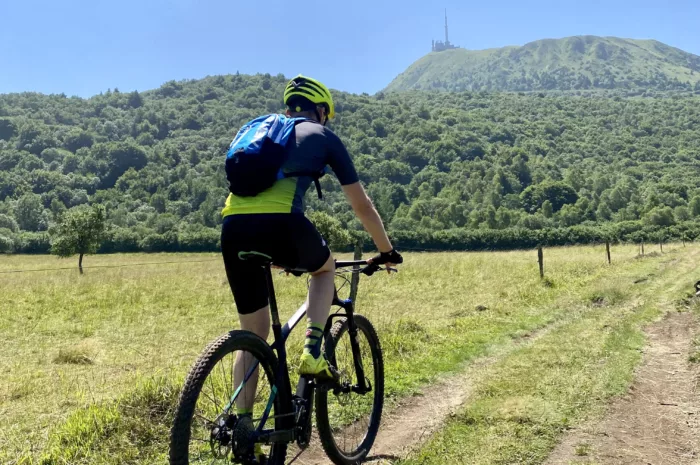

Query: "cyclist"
<box><xmin>220</xmin><ymin>75</ymin><xmax>402</xmax><ymax>416</ymax></box>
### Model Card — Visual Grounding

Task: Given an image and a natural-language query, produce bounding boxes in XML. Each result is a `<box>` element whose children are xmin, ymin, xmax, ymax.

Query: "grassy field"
<box><xmin>401</xmin><ymin>246</ymin><xmax>700</xmax><ymax>465</ymax></box>
<box><xmin>1</xmin><ymin>244</ymin><xmax>697</xmax><ymax>464</ymax></box>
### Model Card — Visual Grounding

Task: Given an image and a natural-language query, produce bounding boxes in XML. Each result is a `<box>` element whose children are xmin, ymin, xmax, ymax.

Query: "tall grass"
<box><xmin>0</xmin><ymin>244</ymin><xmax>688</xmax><ymax>462</ymax></box>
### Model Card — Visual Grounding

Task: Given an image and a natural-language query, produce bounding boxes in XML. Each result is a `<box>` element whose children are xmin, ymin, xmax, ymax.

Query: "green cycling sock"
<box><xmin>303</xmin><ymin>323</ymin><xmax>324</xmax><ymax>358</ymax></box>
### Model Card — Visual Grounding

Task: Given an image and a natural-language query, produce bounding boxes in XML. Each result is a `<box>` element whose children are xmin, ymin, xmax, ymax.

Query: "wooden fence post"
<box><xmin>606</xmin><ymin>241</ymin><xmax>611</xmax><ymax>265</ymax></box>
<box><xmin>349</xmin><ymin>243</ymin><xmax>362</xmax><ymax>303</ymax></box>
<box><xmin>641</xmin><ymin>241</ymin><xmax>645</xmax><ymax>256</ymax></box>
<box><xmin>660</xmin><ymin>242</ymin><xmax>663</xmax><ymax>253</ymax></box>
<box><xmin>537</xmin><ymin>246</ymin><xmax>544</xmax><ymax>279</ymax></box>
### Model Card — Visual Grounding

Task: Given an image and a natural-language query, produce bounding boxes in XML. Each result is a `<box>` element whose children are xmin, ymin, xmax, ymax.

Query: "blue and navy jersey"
<box><xmin>222</xmin><ymin>121</ymin><xmax>359</xmax><ymax>216</ymax></box>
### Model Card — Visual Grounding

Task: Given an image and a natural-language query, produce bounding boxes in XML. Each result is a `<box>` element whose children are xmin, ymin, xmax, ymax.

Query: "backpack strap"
<box><xmin>283</xmin><ymin>170</ymin><xmax>324</xmax><ymax>199</ymax></box>
<box><xmin>281</xmin><ymin>118</ymin><xmax>326</xmax><ymax>199</ymax></box>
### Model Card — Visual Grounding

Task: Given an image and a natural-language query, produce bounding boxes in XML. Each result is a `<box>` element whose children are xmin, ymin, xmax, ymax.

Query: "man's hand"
<box><xmin>368</xmin><ymin>249</ymin><xmax>403</xmax><ymax>273</ymax></box>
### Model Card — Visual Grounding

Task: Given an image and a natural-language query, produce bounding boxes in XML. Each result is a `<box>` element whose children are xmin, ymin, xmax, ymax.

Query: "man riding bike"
<box><xmin>220</xmin><ymin>75</ymin><xmax>402</xmax><ymax>435</ymax></box>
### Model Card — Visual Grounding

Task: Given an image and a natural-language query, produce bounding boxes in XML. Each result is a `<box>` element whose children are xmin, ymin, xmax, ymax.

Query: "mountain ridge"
<box><xmin>386</xmin><ymin>35</ymin><xmax>700</xmax><ymax>93</ymax></box>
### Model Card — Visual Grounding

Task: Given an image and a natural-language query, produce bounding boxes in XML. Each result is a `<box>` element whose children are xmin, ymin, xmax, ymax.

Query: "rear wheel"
<box><xmin>170</xmin><ymin>330</ymin><xmax>290</xmax><ymax>465</ymax></box>
<box><xmin>315</xmin><ymin>315</ymin><xmax>384</xmax><ymax>465</ymax></box>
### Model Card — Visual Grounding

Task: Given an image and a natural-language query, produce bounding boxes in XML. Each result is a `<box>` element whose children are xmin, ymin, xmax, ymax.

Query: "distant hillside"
<box><xmin>386</xmin><ymin>36</ymin><xmax>700</xmax><ymax>92</ymax></box>
<box><xmin>1</xmin><ymin>73</ymin><xmax>700</xmax><ymax>253</ymax></box>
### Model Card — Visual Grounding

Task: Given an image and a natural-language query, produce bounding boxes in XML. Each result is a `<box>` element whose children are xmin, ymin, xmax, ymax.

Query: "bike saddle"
<box><xmin>238</xmin><ymin>251</ymin><xmax>274</xmax><ymax>266</ymax></box>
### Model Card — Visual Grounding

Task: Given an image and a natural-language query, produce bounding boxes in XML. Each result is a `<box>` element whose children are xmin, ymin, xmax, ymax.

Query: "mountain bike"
<box><xmin>170</xmin><ymin>252</ymin><xmax>392</xmax><ymax>465</ymax></box>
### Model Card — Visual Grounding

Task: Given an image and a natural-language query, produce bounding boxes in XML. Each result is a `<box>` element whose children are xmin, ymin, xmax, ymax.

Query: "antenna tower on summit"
<box><xmin>445</xmin><ymin>8</ymin><xmax>449</xmax><ymax>44</ymax></box>
<box><xmin>432</xmin><ymin>9</ymin><xmax>459</xmax><ymax>52</ymax></box>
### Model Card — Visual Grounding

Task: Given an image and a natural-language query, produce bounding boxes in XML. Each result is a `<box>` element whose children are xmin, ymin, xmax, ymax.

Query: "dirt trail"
<box><xmin>289</xmin><ymin>368</ymin><xmax>480</xmax><ymax>465</ymax></box>
<box><xmin>545</xmin><ymin>310</ymin><xmax>700</xmax><ymax>465</ymax></box>
<box><xmin>288</xmin><ymin>322</ymin><xmax>562</xmax><ymax>465</ymax></box>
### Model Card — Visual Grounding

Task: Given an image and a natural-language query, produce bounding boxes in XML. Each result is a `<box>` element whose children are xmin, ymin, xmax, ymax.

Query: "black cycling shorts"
<box><xmin>221</xmin><ymin>213</ymin><xmax>331</xmax><ymax>314</ymax></box>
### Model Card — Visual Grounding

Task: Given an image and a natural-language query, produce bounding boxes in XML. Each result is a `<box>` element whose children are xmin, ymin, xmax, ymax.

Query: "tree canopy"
<box><xmin>49</xmin><ymin>205</ymin><xmax>105</xmax><ymax>271</ymax></box>
<box><xmin>1</xmin><ymin>72</ymin><xmax>699</xmax><ymax>253</ymax></box>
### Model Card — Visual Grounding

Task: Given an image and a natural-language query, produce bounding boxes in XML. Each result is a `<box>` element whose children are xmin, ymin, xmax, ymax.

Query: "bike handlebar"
<box><xmin>335</xmin><ymin>260</ymin><xmax>398</xmax><ymax>276</ymax></box>
<box><xmin>335</xmin><ymin>260</ymin><xmax>368</xmax><ymax>268</ymax></box>
<box><xmin>339</xmin><ymin>260</ymin><xmax>381</xmax><ymax>276</ymax></box>
<box><xmin>282</xmin><ymin>260</ymin><xmax>397</xmax><ymax>277</ymax></box>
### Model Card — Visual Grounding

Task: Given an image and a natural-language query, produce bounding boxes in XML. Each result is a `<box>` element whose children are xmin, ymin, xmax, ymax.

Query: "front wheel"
<box><xmin>170</xmin><ymin>330</ymin><xmax>289</xmax><ymax>465</ymax></box>
<box><xmin>315</xmin><ymin>314</ymin><xmax>384</xmax><ymax>465</ymax></box>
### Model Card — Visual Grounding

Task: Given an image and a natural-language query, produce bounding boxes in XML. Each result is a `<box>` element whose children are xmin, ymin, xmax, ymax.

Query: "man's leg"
<box><xmin>233</xmin><ymin>306</ymin><xmax>270</xmax><ymax>414</ymax></box>
<box><xmin>299</xmin><ymin>254</ymin><xmax>338</xmax><ymax>378</ymax></box>
<box><xmin>307</xmin><ymin>253</ymin><xmax>336</xmax><ymax>325</ymax></box>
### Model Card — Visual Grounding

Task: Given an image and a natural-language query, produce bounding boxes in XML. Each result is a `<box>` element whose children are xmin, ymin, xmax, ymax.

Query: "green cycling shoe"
<box><xmin>298</xmin><ymin>353</ymin><xmax>340</xmax><ymax>381</ymax></box>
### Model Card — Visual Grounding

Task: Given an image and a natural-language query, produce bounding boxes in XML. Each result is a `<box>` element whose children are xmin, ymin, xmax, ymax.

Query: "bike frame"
<box><xmin>227</xmin><ymin>259</ymin><xmax>370</xmax><ymax>444</ymax></box>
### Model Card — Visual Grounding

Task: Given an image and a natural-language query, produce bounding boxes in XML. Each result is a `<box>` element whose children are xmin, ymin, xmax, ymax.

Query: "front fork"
<box><xmin>326</xmin><ymin>298</ymin><xmax>370</xmax><ymax>394</ymax></box>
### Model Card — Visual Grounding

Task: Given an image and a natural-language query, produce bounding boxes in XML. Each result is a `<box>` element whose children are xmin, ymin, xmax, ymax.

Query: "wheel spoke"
<box><xmin>201</xmin><ymin>390</ymin><xmax>220</xmax><ymax>413</ymax></box>
<box><xmin>219</xmin><ymin>353</ymin><xmax>231</xmax><ymax>402</ymax></box>
<box><xmin>194</xmin><ymin>412</ymin><xmax>215</xmax><ymax>427</ymax></box>
<box><xmin>208</xmin><ymin>374</ymin><xmax>222</xmax><ymax>413</ymax></box>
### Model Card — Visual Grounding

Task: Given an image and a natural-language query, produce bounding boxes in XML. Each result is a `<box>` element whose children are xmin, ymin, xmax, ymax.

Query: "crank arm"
<box><xmin>257</xmin><ymin>428</ymin><xmax>296</xmax><ymax>445</ymax></box>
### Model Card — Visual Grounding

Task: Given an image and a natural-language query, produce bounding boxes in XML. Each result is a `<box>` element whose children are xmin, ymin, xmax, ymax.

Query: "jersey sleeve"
<box><xmin>325</xmin><ymin>129</ymin><xmax>359</xmax><ymax>186</ymax></box>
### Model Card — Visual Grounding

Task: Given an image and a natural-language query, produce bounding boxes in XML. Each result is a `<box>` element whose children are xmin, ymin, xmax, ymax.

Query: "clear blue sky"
<box><xmin>1</xmin><ymin>0</ymin><xmax>698</xmax><ymax>97</ymax></box>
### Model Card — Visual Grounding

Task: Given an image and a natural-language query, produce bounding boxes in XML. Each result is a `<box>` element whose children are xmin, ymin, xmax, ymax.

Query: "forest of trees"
<box><xmin>1</xmin><ymin>72</ymin><xmax>699</xmax><ymax>254</ymax></box>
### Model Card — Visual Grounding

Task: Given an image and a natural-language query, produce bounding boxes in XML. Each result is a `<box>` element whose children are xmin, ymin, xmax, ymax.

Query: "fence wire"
<box><xmin>0</xmin><ymin>257</ymin><xmax>220</xmax><ymax>275</ymax></box>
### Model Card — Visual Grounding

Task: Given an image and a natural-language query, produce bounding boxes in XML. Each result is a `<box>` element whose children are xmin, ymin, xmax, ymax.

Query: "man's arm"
<box><xmin>341</xmin><ymin>182</ymin><xmax>393</xmax><ymax>253</ymax></box>
<box><xmin>324</xmin><ymin>129</ymin><xmax>395</xmax><ymax>254</ymax></box>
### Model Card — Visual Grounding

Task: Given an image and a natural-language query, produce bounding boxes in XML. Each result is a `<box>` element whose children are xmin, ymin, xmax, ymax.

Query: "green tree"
<box><xmin>644</xmin><ymin>206</ymin><xmax>675</xmax><ymax>227</ymax></box>
<box><xmin>0</xmin><ymin>118</ymin><xmax>16</xmax><ymax>141</ymax></box>
<box><xmin>541</xmin><ymin>200</ymin><xmax>553</xmax><ymax>218</ymax></box>
<box><xmin>520</xmin><ymin>213</ymin><xmax>546</xmax><ymax>230</ymax></box>
<box><xmin>14</xmin><ymin>193</ymin><xmax>45</xmax><ymax>231</ymax></box>
<box><xmin>307</xmin><ymin>211</ymin><xmax>351</xmax><ymax>251</ymax></box>
<box><xmin>50</xmin><ymin>198</ymin><xmax>67</xmax><ymax>218</ymax></box>
<box><xmin>63</xmin><ymin>129</ymin><xmax>94</xmax><ymax>153</ymax></box>
<box><xmin>496</xmin><ymin>208</ymin><xmax>514</xmax><ymax>228</ymax></box>
<box><xmin>49</xmin><ymin>205</ymin><xmax>106</xmax><ymax>273</ymax></box>
<box><xmin>689</xmin><ymin>196</ymin><xmax>700</xmax><ymax>217</ymax></box>
<box><xmin>608</xmin><ymin>187</ymin><xmax>626</xmax><ymax>211</ymax></box>
<box><xmin>0</xmin><ymin>234</ymin><xmax>13</xmax><ymax>253</ymax></box>
<box><xmin>484</xmin><ymin>205</ymin><xmax>498</xmax><ymax>229</ymax></box>
<box><xmin>512</xmin><ymin>154</ymin><xmax>532</xmax><ymax>187</ymax></box>
<box><xmin>558</xmin><ymin>204</ymin><xmax>582</xmax><ymax>227</ymax></box>
<box><xmin>127</xmin><ymin>91</ymin><xmax>144</xmax><ymax>109</ymax></box>
<box><xmin>674</xmin><ymin>206</ymin><xmax>690</xmax><ymax>222</ymax></box>
<box><xmin>150</xmin><ymin>193</ymin><xmax>167</xmax><ymax>213</ymax></box>
<box><xmin>97</xmin><ymin>141</ymin><xmax>149</xmax><ymax>188</ymax></box>
<box><xmin>521</xmin><ymin>181</ymin><xmax>577</xmax><ymax>213</ymax></box>
<box><xmin>596</xmin><ymin>202</ymin><xmax>612</xmax><ymax>221</ymax></box>
<box><xmin>0</xmin><ymin>213</ymin><xmax>19</xmax><ymax>232</ymax></box>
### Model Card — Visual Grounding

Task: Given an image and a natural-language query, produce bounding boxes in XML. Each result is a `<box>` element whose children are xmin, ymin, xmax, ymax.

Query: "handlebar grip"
<box><xmin>361</xmin><ymin>263</ymin><xmax>381</xmax><ymax>276</ymax></box>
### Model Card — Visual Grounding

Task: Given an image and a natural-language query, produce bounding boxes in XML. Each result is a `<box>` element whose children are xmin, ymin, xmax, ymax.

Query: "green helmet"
<box><xmin>283</xmin><ymin>75</ymin><xmax>335</xmax><ymax>119</ymax></box>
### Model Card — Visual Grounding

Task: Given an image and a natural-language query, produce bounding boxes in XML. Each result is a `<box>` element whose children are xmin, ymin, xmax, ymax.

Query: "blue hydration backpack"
<box><xmin>225</xmin><ymin>114</ymin><xmax>324</xmax><ymax>198</ymax></box>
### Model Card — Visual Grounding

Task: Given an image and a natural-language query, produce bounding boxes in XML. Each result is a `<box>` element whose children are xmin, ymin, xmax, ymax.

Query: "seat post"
<box><xmin>263</xmin><ymin>264</ymin><xmax>281</xmax><ymax>327</ymax></box>
<box><xmin>263</xmin><ymin>263</ymin><xmax>293</xmax><ymax>409</ymax></box>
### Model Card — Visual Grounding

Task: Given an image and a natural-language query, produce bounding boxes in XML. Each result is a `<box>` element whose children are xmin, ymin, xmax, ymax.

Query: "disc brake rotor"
<box><xmin>210</xmin><ymin>414</ymin><xmax>234</xmax><ymax>458</ymax></box>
